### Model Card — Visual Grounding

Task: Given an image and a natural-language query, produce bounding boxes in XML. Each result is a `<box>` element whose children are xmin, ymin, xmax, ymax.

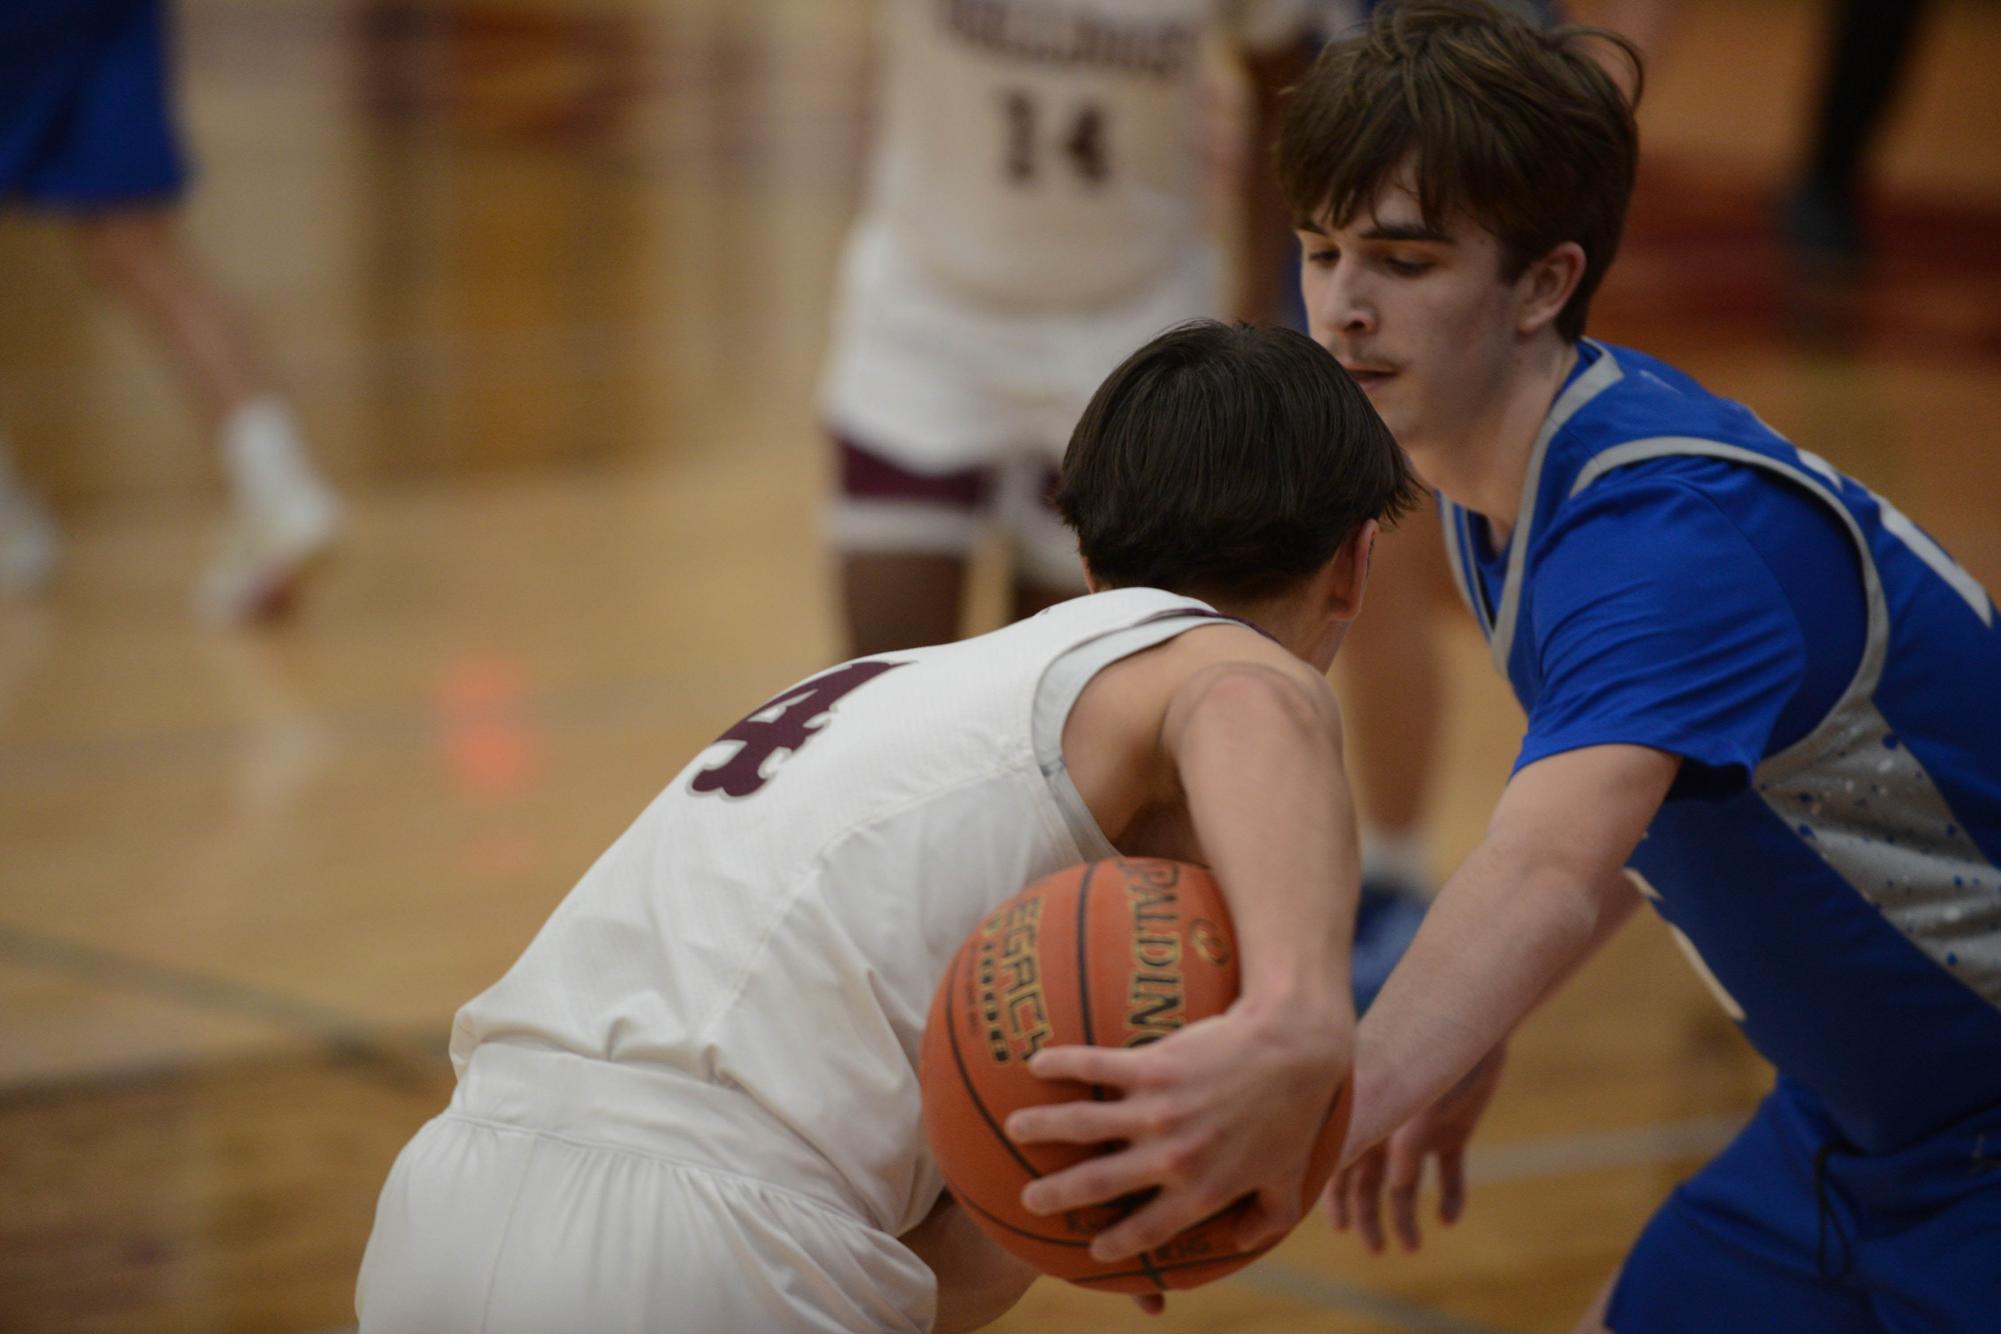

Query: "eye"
<box><xmin>1384</xmin><ymin>257</ymin><xmax>1433</xmax><ymax>277</ymax></box>
<box><xmin>1302</xmin><ymin>246</ymin><xmax>1338</xmax><ymax>268</ymax></box>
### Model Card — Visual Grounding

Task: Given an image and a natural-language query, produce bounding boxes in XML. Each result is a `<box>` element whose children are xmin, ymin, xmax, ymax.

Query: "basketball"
<box><xmin>919</xmin><ymin>857</ymin><xmax>1353</xmax><ymax>1295</ymax></box>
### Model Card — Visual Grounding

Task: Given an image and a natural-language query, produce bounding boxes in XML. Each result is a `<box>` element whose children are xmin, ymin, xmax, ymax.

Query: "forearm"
<box><xmin>1345</xmin><ymin>838</ymin><xmax>1624</xmax><ymax>1156</ymax></box>
<box><xmin>1528</xmin><ymin>868</ymin><xmax>1640</xmax><ymax>1011</ymax></box>
<box><xmin>1174</xmin><ymin>669</ymin><xmax>1357</xmax><ymax>1021</ymax></box>
<box><xmin>1342</xmin><ymin>744</ymin><xmax>1676</xmax><ymax>1157</ymax></box>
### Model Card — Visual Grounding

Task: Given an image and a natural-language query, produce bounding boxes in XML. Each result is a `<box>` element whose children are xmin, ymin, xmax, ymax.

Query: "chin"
<box><xmin>1387</xmin><ymin>419</ymin><xmax>1440</xmax><ymax>471</ymax></box>
<box><xmin>1372</xmin><ymin>404</ymin><xmax>1415</xmax><ymax>444</ymax></box>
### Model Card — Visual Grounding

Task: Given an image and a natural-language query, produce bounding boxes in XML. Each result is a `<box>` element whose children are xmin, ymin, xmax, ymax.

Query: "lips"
<box><xmin>1340</xmin><ymin>364</ymin><xmax>1395</xmax><ymax>392</ymax></box>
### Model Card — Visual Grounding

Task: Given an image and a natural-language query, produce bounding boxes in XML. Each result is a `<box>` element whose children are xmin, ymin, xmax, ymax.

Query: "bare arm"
<box><xmin>1008</xmin><ymin>633</ymin><xmax>1360</xmax><ymax>1261</ymax></box>
<box><xmin>1343</xmin><ymin>744</ymin><xmax>1677</xmax><ymax>1159</ymax></box>
<box><xmin>1331</xmin><ymin>863</ymin><xmax>1643</xmax><ymax>1254</ymax></box>
<box><xmin>900</xmin><ymin>1192</ymin><xmax>1037</xmax><ymax>1334</ymax></box>
<box><xmin>1165</xmin><ymin>659</ymin><xmax>1358</xmax><ymax>1016</ymax></box>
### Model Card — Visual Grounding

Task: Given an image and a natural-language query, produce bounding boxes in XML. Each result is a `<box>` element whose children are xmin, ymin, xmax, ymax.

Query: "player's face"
<box><xmin>1296</xmin><ymin>175</ymin><xmax>1526</xmax><ymax>461</ymax></box>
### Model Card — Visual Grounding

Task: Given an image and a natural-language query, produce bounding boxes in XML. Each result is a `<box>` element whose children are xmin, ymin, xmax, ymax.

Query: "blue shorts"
<box><xmin>0</xmin><ymin>0</ymin><xmax>188</xmax><ymax>208</ymax></box>
<box><xmin>1608</xmin><ymin>1080</ymin><xmax>2001</xmax><ymax>1333</ymax></box>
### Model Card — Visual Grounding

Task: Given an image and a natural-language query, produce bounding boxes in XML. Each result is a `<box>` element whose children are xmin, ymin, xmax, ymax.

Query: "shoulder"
<box><xmin>1526</xmin><ymin>467</ymin><xmax>1776</xmax><ymax>617</ymax></box>
<box><xmin>1563</xmin><ymin>346</ymin><xmax>1773</xmax><ymax>458</ymax></box>
<box><xmin>1110</xmin><ymin>616</ymin><xmax>1325</xmax><ymax>694</ymax></box>
<box><xmin>1059</xmin><ymin>614</ymin><xmax>1334</xmax><ymax>836</ymax></box>
<box><xmin>1072</xmin><ymin>616</ymin><xmax>1331</xmax><ymax>742</ymax></box>
<box><xmin>1540</xmin><ymin>460</ymin><xmax>1734</xmax><ymax>552</ymax></box>
<box><xmin>1547</xmin><ymin>444</ymin><xmax>1845</xmax><ymax>564</ymax></box>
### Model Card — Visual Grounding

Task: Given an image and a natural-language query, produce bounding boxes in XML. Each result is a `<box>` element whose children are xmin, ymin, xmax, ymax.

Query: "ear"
<box><xmin>1081</xmin><ymin>557</ymin><xmax>1108</xmax><ymax>595</ymax></box>
<box><xmin>1325</xmin><ymin>518</ymin><xmax>1379</xmax><ymax>621</ymax></box>
<box><xmin>1516</xmin><ymin>240</ymin><xmax>1587</xmax><ymax>337</ymax></box>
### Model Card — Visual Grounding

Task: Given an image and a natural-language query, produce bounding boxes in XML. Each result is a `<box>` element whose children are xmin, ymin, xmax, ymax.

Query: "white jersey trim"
<box><xmin>1481</xmin><ymin>341</ymin><xmax>1626</xmax><ymax>676</ymax></box>
<box><xmin>1031</xmin><ymin>604</ymin><xmax>1233</xmax><ymax>859</ymax></box>
<box><xmin>1572</xmin><ymin>438</ymin><xmax>2001</xmax><ymax>1012</ymax></box>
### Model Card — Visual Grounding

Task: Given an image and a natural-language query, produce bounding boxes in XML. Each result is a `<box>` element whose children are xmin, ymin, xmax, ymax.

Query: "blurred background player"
<box><xmin>0</xmin><ymin>0</ymin><xmax>341</xmax><ymax>621</ymax></box>
<box><xmin>816</xmin><ymin>0</ymin><xmax>1444</xmax><ymax>1009</ymax></box>
<box><xmin>820</xmin><ymin>0</ymin><xmax>1328</xmax><ymax>658</ymax></box>
<box><xmin>1783</xmin><ymin>0</ymin><xmax>1931</xmax><ymax>265</ymax></box>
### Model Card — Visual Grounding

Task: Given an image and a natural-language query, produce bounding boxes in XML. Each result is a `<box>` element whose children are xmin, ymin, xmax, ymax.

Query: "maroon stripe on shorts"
<box><xmin>836</xmin><ymin>436</ymin><xmax>993</xmax><ymax>510</ymax></box>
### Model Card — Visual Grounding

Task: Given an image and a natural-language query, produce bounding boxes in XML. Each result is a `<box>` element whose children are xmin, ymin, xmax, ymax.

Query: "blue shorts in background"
<box><xmin>0</xmin><ymin>0</ymin><xmax>188</xmax><ymax>208</ymax></box>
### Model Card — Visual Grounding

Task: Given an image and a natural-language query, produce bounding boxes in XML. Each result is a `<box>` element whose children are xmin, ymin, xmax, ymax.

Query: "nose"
<box><xmin>1306</xmin><ymin>257</ymin><xmax>1376</xmax><ymax>341</ymax></box>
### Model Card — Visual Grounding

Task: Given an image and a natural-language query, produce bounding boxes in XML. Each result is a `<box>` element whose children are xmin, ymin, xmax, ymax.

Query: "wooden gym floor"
<box><xmin>1</xmin><ymin>1</ymin><xmax>1996</xmax><ymax>1329</ymax></box>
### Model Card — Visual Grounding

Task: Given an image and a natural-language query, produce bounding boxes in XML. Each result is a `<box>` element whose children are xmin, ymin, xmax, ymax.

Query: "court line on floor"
<box><xmin>1227</xmin><ymin>1113</ymin><xmax>1747</xmax><ymax>1330</ymax></box>
<box><xmin>3</xmin><ymin>920</ymin><xmax>1753</xmax><ymax>1176</ymax></box>
<box><xmin>4</xmin><ymin>917</ymin><xmax>1743</xmax><ymax>1334</ymax></box>
<box><xmin>1230</xmin><ymin>1263</ymin><xmax>1507</xmax><ymax>1333</ymax></box>
<box><xmin>0</xmin><ymin>670</ymin><xmax>760</xmax><ymax>789</ymax></box>
<box><xmin>0</xmin><ymin>923</ymin><xmax>436</xmax><ymax>1092</ymax></box>
<box><xmin>1467</xmin><ymin>1112</ymin><xmax>1744</xmax><ymax>1185</ymax></box>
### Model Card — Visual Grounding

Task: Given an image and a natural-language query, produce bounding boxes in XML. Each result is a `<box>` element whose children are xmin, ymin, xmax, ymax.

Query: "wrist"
<box><xmin>1234</xmin><ymin>976</ymin><xmax>1354</xmax><ymax>1046</ymax></box>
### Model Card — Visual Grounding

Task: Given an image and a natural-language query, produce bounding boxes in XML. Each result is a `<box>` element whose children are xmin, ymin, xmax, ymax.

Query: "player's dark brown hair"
<box><xmin>1058</xmin><ymin>321</ymin><xmax>1418</xmax><ymax>600</ymax></box>
<box><xmin>1276</xmin><ymin>0</ymin><xmax>1641</xmax><ymax>341</ymax></box>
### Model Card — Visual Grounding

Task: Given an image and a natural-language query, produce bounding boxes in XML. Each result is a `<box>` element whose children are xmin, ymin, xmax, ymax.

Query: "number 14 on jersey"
<box><xmin>1000</xmin><ymin>89</ymin><xmax>1110</xmax><ymax>186</ymax></box>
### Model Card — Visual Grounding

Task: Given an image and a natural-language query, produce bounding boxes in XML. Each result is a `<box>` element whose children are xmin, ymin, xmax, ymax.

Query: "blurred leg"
<box><xmin>831</xmin><ymin>436</ymin><xmax>991</xmax><ymax>655</ymax></box>
<box><xmin>1006</xmin><ymin>459</ymin><xmax>1083</xmax><ymax>624</ymax></box>
<box><xmin>1337</xmin><ymin>503</ymin><xmax>1450</xmax><ymax>1011</ymax></box>
<box><xmin>72</xmin><ymin>207</ymin><xmax>341</xmax><ymax>621</ymax></box>
<box><xmin>843</xmin><ymin>552</ymin><xmax>970</xmax><ymax>657</ymax></box>
<box><xmin>1338</xmin><ymin>503</ymin><xmax>1448</xmax><ymax>866</ymax></box>
<box><xmin>0</xmin><ymin>434</ymin><xmax>59</xmax><ymax>596</ymax></box>
<box><xmin>70</xmin><ymin>206</ymin><xmax>266</xmax><ymax>426</ymax></box>
<box><xmin>1786</xmin><ymin>0</ymin><xmax>1931</xmax><ymax>260</ymax></box>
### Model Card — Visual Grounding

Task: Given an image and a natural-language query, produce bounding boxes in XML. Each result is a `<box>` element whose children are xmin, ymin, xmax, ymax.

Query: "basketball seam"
<box><xmin>953</xmin><ymin>1184</ymin><xmax>1093</xmax><ymax>1248</ymax></box>
<box><xmin>1066</xmin><ymin>1236</ymin><xmax>1279</xmax><ymax>1286</ymax></box>
<box><xmin>944</xmin><ymin>936</ymin><xmax>1045</xmax><ymax>1183</ymax></box>
<box><xmin>1084</xmin><ymin>859</ymin><xmax>1170</xmax><ymax>1293</ymax></box>
<box><xmin>1075</xmin><ymin>861</ymin><xmax>1099</xmax><ymax>1062</ymax></box>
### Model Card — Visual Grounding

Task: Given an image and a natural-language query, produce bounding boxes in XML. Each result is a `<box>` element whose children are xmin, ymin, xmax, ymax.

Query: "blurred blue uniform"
<box><xmin>1441</xmin><ymin>341</ymin><xmax>2001</xmax><ymax>1329</ymax></box>
<box><xmin>1</xmin><ymin>0</ymin><xmax>187</xmax><ymax>207</ymax></box>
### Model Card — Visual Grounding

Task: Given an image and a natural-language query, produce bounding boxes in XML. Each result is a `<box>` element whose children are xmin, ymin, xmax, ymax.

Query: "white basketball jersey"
<box><xmin>862</xmin><ymin>0</ymin><xmax>1326</xmax><ymax>309</ymax></box>
<box><xmin>450</xmin><ymin>588</ymin><xmax>1228</xmax><ymax>1235</ymax></box>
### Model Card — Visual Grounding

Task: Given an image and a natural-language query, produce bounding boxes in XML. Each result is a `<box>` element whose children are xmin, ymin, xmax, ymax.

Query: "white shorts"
<box><xmin>356</xmin><ymin>1049</ymin><xmax>935</xmax><ymax>1334</ymax></box>
<box><xmin>828</xmin><ymin>440</ymin><xmax>1085</xmax><ymax>590</ymax></box>
<box><xmin>819</xmin><ymin>214</ymin><xmax>1223</xmax><ymax>580</ymax></box>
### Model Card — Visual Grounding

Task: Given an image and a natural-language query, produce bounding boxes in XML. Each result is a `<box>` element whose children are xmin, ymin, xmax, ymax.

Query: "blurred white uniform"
<box><xmin>357</xmin><ymin>589</ymin><xmax>1227</xmax><ymax>1333</ymax></box>
<box><xmin>823</xmin><ymin>0</ymin><xmax>1327</xmax><ymax>585</ymax></box>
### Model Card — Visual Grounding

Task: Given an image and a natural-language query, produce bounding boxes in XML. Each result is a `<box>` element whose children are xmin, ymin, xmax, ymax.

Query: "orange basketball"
<box><xmin>918</xmin><ymin>857</ymin><xmax>1352</xmax><ymax>1295</ymax></box>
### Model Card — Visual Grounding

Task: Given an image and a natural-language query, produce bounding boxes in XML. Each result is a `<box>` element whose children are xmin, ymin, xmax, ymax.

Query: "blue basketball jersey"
<box><xmin>1440</xmin><ymin>341</ymin><xmax>2001</xmax><ymax>1152</ymax></box>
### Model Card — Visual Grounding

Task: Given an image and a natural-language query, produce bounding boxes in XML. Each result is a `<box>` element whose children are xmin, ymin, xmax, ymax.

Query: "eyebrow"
<box><xmin>1292</xmin><ymin>218</ymin><xmax>1453</xmax><ymax>245</ymax></box>
<box><xmin>1360</xmin><ymin>221</ymin><xmax>1452</xmax><ymax>244</ymax></box>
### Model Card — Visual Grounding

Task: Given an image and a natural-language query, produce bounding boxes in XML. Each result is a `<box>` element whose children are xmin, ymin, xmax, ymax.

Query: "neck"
<box><xmin>1207</xmin><ymin>588</ymin><xmax>1340</xmax><ymax>671</ymax></box>
<box><xmin>1412</xmin><ymin>335</ymin><xmax>1580</xmax><ymax>546</ymax></box>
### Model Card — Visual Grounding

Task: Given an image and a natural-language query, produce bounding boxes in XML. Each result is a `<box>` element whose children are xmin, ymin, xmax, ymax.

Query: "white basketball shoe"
<box><xmin>0</xmin><ymin>437</ymin><xmax>58</xmax><ymax>598</ymax></box>
<box><xmin>195</xmin><ymin>397</ymin><xmax>343</xmax><ymax>624</ymax></box>
<box><xmin>0</xmin><ymin>486</ymin><xmax>58</xmax><ymax>598</ymax></box>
